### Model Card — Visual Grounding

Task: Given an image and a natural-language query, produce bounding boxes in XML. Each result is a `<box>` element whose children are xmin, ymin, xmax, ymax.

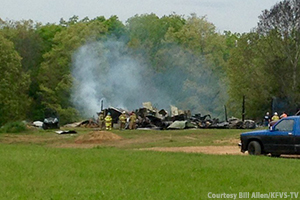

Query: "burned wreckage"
<box><xmin>94</xmin><ymin>102</ymin><xmax>256</xmax><ymax>130</ymax></box>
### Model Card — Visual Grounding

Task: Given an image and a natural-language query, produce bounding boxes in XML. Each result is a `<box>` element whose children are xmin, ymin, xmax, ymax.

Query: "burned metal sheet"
<box><xmin>167</xmin><ymin>120</ymin><xmax>197</xmax><ymax>129</ymax></box>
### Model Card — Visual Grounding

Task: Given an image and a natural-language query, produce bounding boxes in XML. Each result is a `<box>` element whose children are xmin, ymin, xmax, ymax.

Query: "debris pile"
<box><xmin>64</xmin><ymin>101</ymin><xmax>257</xmax><ymax>130</ymax></box>
<box><xmin>64</xmin><ymin>119</ymin><xmax>99</xmax><ymax>128</ymax></box>
<box><xmin>32</xmin><ymin>117</ymin><xmax>59</xmax><ymax>130</ymax></box>
<box><xmin>42</xmin><ymin>117</ymin><xmax>59</xmax><ymax>129</ymax></box>
<box><xmin>96</xmin><ymin>102</ymin><xmax>256</xmax><ymax>130</ymax></box>
<box><xmin>228</xmin><ymin>117</ymin><xmax>256</xmax><ymax>129</ymax></box>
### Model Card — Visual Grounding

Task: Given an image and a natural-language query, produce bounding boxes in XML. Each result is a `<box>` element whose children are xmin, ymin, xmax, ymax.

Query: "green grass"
<box><xmin>0</xmin><ymin>128</ymin><xmax>246</xmax><ymax>148</ymax></box>
<box><xmin>110</xmin><ymin>128</ymin><xmax>244</xmax><ymax>148</ymax></box>
<box><xmin>1</xmin><ymin>143</ymin><xmax>299</xmax><ymax>200</ymax></box>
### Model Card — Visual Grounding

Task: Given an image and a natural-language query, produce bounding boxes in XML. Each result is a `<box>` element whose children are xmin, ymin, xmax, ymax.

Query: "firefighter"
<box><xmin>129</xmin><ymin>111</ymin><xmax>137</xmax><ymax>130</ymax></box>
<box><xmin>263</xmin><ymin>112</ymin><xmax>271</xmax><ymax>127</ymax></box>
<box><xmin>105</xmin><ymin>112</ymin><xmax>112</xmax><ymax>130</ymax></box>
<box><xmin>98</xmin><ymin>111</ymin><xmax>105</xmax><ymax>130</ymax></box>
<box><xmin>280</xmin><ymin>112</ymin><xmax>287</xmax><ymax>119</ymax></box>
<box><xmin>119</xmin><ymin>111</ymin><xmax>127</xmax><ymax>130</ymax></box>
<box><xmin>271</xmin><ymin>112</ymin><xmax>280</xmax><ymax>122</ymax></box>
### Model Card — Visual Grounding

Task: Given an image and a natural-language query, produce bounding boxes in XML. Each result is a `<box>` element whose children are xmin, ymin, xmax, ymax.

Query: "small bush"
<box><xmin>0</xmin><ymin>121</ymin><xmax>27</xmax><ymax>133</ymax></box>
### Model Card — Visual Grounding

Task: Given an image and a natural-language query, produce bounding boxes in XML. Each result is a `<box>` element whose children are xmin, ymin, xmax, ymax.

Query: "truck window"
<box><xmin>274</xmin><ymin>119</ymin><xmax>294</xmax><ymax>132</ymax></box>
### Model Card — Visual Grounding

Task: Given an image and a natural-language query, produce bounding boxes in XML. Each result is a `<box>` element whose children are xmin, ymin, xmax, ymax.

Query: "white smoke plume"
<box><xmin>71</xmin><ymin>39</ymin><xmax>171</xmax><ymax>117</ymax></box>
<box><xmin>71</xmin><ymin>38</ymin><xmax>227</xmax><ymax>118</ymax></box>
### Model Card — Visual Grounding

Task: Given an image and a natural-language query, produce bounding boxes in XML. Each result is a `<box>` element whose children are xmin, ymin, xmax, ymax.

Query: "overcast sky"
<box><xmin>2</xmin><ymin>0</ymin><xmax>279</xmax><ymax>33</ymax></box>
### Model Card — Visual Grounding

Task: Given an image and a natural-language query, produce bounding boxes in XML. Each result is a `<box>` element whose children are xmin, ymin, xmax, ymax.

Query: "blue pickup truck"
<box><xmin>239</xmin><ymin>116</ymin><xmax>300</xmax><ymax>157</ymax></box>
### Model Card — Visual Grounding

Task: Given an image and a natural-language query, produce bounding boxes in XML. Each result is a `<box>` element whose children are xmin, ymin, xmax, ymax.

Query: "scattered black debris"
<box><xmin>55</xmin><ymin>130</ymin><xmax>77</xmax><ymax>134</ymax></box>
<box><xmin>70</xmin><ymin>102</ymin><xmax>257</xmax><ymax>130</ymax></box>
<box><xmin>42</xmin><ymin>117</ymin><xmax>59</xmax><ymax>130</ymax></box>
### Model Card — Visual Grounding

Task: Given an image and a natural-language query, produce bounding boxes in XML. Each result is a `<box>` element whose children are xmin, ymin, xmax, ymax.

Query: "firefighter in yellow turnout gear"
<box><xmin>129</xmin><ymin>111</ymin><xmax>137</xmax><ymax>130</ymax></box>
<box><xmin>105</xmin><ymin>112</ymin><xmax>113</xmax><ymax>130</ymax></box>
<box><xmin>119</xmin><ymin>111</ymin><xmax>127</xmax><ymax>130</ymax></box>
<box><xmin>98</xmin><ymin>111</ymin><xmax>105</xmax><ymax>130</ymax></box>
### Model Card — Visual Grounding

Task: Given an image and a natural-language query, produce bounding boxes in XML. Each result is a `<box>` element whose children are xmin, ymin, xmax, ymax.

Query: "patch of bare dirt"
<box><xmin>139</xmin><ymin>146</ymin><xmax>244</xmax><ymax>155</ymax></box>
<box><xmin>213</xmin><ymin>138</ymin><xmax>240</xmax><ymax>145</ymax></box>
<box><xmin>53</xmin><ymin>131</ymin><xmax>123</xmax><ymax>148</ymax></box>
<box><xmin>74</xmin><ymin>131</ymin><xmax>122</xmax><ymax>144</ymax></box>
<box><xmin>0</xmin><ymin>134</ymin><xmax>60</xmax><ymax>144</ymax></box>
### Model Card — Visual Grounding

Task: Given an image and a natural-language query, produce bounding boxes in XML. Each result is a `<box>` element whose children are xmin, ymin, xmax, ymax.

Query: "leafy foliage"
<box><xmin>0</xmin><ymin>121</ymin><xmax>27</xmax><ymax>133</ymax></box>
<box><xmin>162</xmin><ymin>15</ymin><xmax>228</xmax><ymax>117</ymax></box>
<box><xmin>2</xmin><ymin>0</ymin><xmax>298</xmax><ymax>125</ymax></box>
<box><xmin>0</xmin><ymin>33</ymin><xmax>30</xmax><ymax>125</ymax></box>
<box><xmin>227</xmin><ymin>0</ymin><xmax>300</xmax><ymax>119</ymax></box>
<box><xmin>37</xmin><ymin>16</ymin><xmax>126</xmax><ymax>124</ymax></box>
<box><xmin>226</xmin><ymin>33</ymin><xmax>271</xmax><ymax>118</ymax></box>
<box><xmin>257</xmin><ymin>0</ymin><xmax>300</xmax><ymax>111</ymax></box>
<box><xmin>125</xmin><ymin>14</ymin><xmax>228</xmax><ymax>118</ymax></box>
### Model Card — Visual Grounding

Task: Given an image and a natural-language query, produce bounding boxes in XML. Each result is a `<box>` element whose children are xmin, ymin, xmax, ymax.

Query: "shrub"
<box><xmin>0</xmin><ymin>121</ymin><xmax>27</xmax><ymax>133</ymax></box>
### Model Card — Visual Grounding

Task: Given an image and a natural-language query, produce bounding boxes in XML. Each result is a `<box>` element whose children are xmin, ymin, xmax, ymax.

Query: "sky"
<box><xmin>2</xmin><ymin>0</ymin><xmax>280</xmax><ymax>33</ymax></box>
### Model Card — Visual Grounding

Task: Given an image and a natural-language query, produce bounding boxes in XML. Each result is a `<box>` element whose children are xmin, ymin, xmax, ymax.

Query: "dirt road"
<box><xmin>139</xmin><ymin>146</ymin><xmax>244</xmax><ymax>155</ymax></box>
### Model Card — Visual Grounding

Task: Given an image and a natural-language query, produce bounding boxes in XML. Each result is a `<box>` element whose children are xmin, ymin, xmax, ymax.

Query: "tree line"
<box><xmin>0</xmin><ymin>0</ymin><xmax>299</xmax><ymax>126</ymax></box>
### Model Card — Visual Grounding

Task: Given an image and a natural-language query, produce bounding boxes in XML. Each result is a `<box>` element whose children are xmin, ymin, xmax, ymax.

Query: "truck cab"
<box><xmin>240</xmin><ymin>116</ymin><xmax>300</xmax><ymax>156</ymax></box>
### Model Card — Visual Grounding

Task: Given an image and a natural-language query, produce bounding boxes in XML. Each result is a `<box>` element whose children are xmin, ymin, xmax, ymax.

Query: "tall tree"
<box><xmin>127</xmin><ymin>13</ymin><xmax>185</xmax><ymax>67</ymax></box>
<box><xmin>0</xmin><ymin>20</ymin><xmax>60</xmax><ymax>120</ymax></box>
<box><xmin>226</xmin><ymin>32</ymin><xmax>273</xmax><ymax>118</ymax></box>
<box><xmin>37</xmin><ymin>16</ymin><xmax>125</xmax><ymax>124</ymax></box>
<box><xmin>0</xmin><ymin>33</ymin><xmax>30</xmax><ymax>125</ymax></box>
<box><xmin>162</xmin><ymin>14</ymin><xmax>228</xmax><ymax>117</ymax></box>
<box><xmin>0</xmin><ymin>20</ymin><xmax>44</xmax><ymax>72</ymax></box>
<box><xmin>227</xmin><ymin>0</ymin><xmax>300</xmax><ymax>119</ymax></box>
<box><xmin>257</xmin><ymin>0</ymin><xmax>300</xmax><ymax>112</ymax></box>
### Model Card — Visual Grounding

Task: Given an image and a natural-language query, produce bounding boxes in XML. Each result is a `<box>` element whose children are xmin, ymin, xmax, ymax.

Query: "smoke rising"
<box><xmin>71</xmin><ymin>38</ymin><xmax>226</xmax><ymax>118</ymax></box>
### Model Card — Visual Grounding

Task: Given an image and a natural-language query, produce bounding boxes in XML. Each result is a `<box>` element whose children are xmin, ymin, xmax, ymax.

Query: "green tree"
<box><xmin>0</xmin><ymin>20</ymin><xmax>44</xmax><ymax>72</ymax></box>
<box><xmin>227</xmin><ymin>0</ymin><xmax>300</xmax><ymax>119</ymax></box>
<box><xmin>0</xmin><ymin>33</ymin><xmax>30</xmax><ymax>125</ymax></box>
<box><xmin>162</xmin><ymin>14</ymin><xmax>228</xmax><ymax>117</ymax></box>
<box><xmin>0</xmin><ymin>19</ymin><xmax>60</xmax><ymax>120</ymax></box>
<box><xmin>257</xmin><ymin>0</ymin><xmax>300</xmax><ymax>111</ymax></box>
<box><xmin>127</xmin><ymin>13</ymin><xmax>185</xmax><ymax>67</ymax></box>
<box><xmin>38</xmin><ymin>16</ymin><xmax>125</xmax><ymax>124</ymax></box>
<box><xmin>125</xmin><ymin>14</ymin><xmax>229</xmax><ymax>117</ymax></box>
<box><xmin>103</xmin><ymin>15</ymin><xmax>127</xmax><ymax>39</ymax></box>
<box><xmin>226</xmin><ymin>32</ymin><xmax>273</xmax><ymax>118</ymax></box>
<box><xmin>26</xmin><ymin>23</ymin><xmax>65</xmax><ymax>120</ymax></box>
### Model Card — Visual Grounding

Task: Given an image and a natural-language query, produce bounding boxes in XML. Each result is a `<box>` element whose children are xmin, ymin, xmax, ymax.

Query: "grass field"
<box><xmin>1</xmin><ymin>128</ymin><xmax>299</xmax><ymax>199</ymax></box>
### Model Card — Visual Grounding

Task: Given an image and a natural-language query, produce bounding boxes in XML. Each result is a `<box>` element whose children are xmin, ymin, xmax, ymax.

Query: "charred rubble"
<box><xmin>88</xmin><ymin>102</ymin><xmax>256</xmax><ymax>130</ymax></box>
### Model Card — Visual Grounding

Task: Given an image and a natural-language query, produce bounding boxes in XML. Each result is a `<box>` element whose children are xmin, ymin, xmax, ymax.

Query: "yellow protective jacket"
<box><xmin>130</xmin><ymin>113</ymin><xmax>136</xmax><ymax>122</ymax></box>
<box><xmin>99</xmin><ymin>113</ymin><xmax>105</xmax><ymax>121</ymax></box>
<box><xmin>105</xmin><ymin>115</ymin><xmax>112</xmax><ymax>124</ymax></box>
<box><xmin>271</xmin><ymin>115</ymin><xmax>279</xmax><ymax>121</ymax></box>
<box><xmin>119</xmin><ymin>114</ymin><xmax>127</xmax><ymax>123</ymax></box>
